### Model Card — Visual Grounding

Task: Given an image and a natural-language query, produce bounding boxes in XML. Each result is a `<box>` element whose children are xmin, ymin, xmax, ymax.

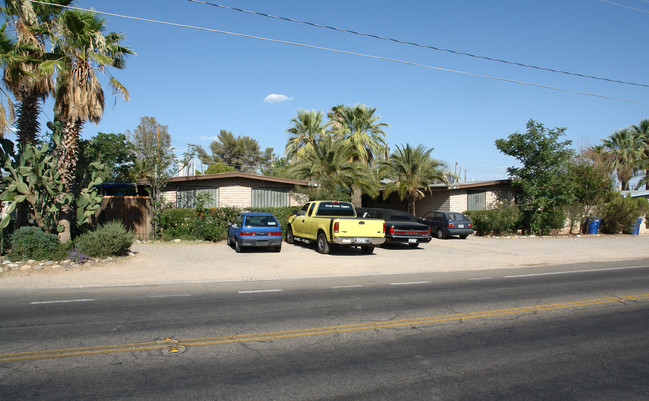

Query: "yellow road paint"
<box><xmin>2</xmin><ymin>293</ymin><xmax>648</xmax><ymax>364</ymax></box>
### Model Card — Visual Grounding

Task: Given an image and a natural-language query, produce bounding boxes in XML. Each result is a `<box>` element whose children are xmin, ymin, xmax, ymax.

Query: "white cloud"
<box><xmin>198</xmin><ymin>135</ymin><xmax>220</xmax><ymax>141</ymax></box>
<box><xmin>263</xmin><ymin>93</ymin><xmax>293</xmax><ymax>103</ymax></box>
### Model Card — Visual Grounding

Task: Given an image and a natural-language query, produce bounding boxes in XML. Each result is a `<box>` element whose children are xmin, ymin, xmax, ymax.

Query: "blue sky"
<box><xmin>32</xmin><ymin>0</ymin><xmax>649</xmax><ymax>181</ymax></box>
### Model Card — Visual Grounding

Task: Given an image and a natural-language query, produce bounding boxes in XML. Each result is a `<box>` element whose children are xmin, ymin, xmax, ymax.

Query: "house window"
<box><xmin>252</xmin><ymin>187</ymin><xmax>289</xmax><ymax>207</ymax></box>
<box><xmin>467</xmin><ymin>190</ymin><xmax>485</xmax><ymax>211</ymax></box>
<box><xmin>176</xmin><ymin>187</ymin><xmax>218</xmax><ymax>208</ymax></box>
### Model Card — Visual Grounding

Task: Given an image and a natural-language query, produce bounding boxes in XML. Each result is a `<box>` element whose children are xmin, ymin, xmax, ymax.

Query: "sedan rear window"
<box><xmin>245</xmin><ymin>216</ymin><xmax>278</xmax><ymax>227</ymax></box>
<box><xmin>447</xmin><ymin>213</ymin><xmax>469</xmax><ymax>222</ymax></box>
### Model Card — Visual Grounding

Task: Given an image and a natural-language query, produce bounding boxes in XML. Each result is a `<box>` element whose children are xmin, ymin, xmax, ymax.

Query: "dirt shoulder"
<box><xmin>2</xmin><ymin>234</ymin><xmax>649</xmax><ymax>290</ymax></box>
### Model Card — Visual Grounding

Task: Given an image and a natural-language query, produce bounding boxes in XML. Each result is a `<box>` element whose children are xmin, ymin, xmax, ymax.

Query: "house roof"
<box><xmin>166</xmin><ymin>172</ymin><xmax>310</xmax><ymax>186</ymax></box>
<box><xmin>621</xmin><ymin>189</ymin><xmax>649</xmax><ymax>198</ymax></box>
<box><xmin>428</xmin><ymin>179</ymin><xmax>512</xmax><ymax>190</ymax></box>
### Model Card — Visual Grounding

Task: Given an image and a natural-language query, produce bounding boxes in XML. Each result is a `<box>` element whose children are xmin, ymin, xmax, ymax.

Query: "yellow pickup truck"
<box><xmin>286</xmin><ymin>201</ymin><xmax>385</xmax><ymax>254</ymax></box>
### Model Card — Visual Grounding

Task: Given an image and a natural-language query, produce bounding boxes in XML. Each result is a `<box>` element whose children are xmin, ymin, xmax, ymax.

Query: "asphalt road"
<box><xmin>1</xmin><ymin>259</ymin><xmax>649</xmax><ymax>400</ymax></box>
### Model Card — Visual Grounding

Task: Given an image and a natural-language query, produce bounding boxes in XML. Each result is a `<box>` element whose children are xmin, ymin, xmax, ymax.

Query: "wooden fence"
<box><xmin>95</xmin><ymin>196</ymin><xmax>152</xmax><ymax>239</ymax></box>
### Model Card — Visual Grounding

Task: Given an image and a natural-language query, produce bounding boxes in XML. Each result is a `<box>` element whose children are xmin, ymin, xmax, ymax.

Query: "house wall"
<box><xmin>414</xmin><ymin>184</ymin><xmax>516</xmax><ymax>217</ymax></box>
<box><xmin>163</xmin><ymin>177</ymin><xmax>306</xmax><ymax>208</ymax></box>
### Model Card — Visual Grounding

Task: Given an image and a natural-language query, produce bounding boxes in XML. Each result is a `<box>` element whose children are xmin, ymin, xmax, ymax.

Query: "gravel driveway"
<box><xmin>2</xmin><ymin>234</ymin><xmax>649</xmax><ymax>289</ymax></box>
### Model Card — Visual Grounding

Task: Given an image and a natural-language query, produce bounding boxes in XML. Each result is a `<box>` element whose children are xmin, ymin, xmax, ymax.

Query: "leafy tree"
<box><xmin>44</xmin><ymin>9</ymin><xmax>133</xmax><ymax>242</ymax></box>
<box><xmin>262</xmin><ymin>155</ymin><xmax>292</xmax><ymax>178</ymax></box>
<box><xmin>80</xmin><ymin>132</ymin><xmax>135</xmax><ymax>183</ymax></box>
<box><xmin>564</xmin><ymin>148</ymin><xmax>616</xmax><ymax>233</ymax></box>
<box><xmin>380</xmin><ymin>144</ymin><xmax>448</xmax><ymax>216</ymax></box>
<box><xmin>127</xmin><ymin>116</ymin><xmax>177</xmax><ymax>237</ymax></box>
<box><xmin>204</xmin><ymin>163</ymin><xmax>235</xmax><ymax>174</ymax></box>
<box><xmin>209</xmin><ymin>130</ymin><xmax>273</xmax><ymax>173</ymax></box>
<box><xmin>285</xmin><ymin>109</ymin><xmax>327</xmax><ymax>162</ymax></box>
<box><xmin>328</xmin><ymin>104</ymin><xmax>388</xmax><ymax>206</ymax></box>
<box><xmin>631</xmin><ymin>119</ymin><xmax>649</xmax><ymax>190</ymax></box>
<box><xmin>495</xmin><ymin>119</ymin><xmax>575</xmax><ymax>235</ymax></box>
<box><xmin>600</xmin><ymin>128</ymin><xmax>642</xmax><ymax>191</ymax></box>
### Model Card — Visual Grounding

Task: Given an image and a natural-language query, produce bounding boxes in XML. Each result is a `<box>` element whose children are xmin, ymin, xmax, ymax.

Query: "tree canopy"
<box><xmin>206</xmin><ymin>130</ymin><xmax>273</xmax><ymax>173</ymax></box>
<box><xmin>495</xmin><ymin>119</ymin><xmax>575</xmax><ymax>234</ymax></box>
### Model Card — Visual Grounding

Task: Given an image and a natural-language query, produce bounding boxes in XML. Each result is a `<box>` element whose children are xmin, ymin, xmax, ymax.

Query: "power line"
<box><xmin>601</xmin><ymin>0</ymin><xmax>649</xmax><ymax>14</ymax></box>
<box><xmin>189</xmin><ymin>0</ymin><xmax>649</xmax><ymax>89</ymax></box>
<box><xmin>28</xmin><ymin>1</ymin><xmax>649</xmax><ymax>105</ymax></box>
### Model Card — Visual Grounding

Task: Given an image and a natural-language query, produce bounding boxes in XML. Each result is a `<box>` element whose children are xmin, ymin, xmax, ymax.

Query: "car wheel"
<box><xmin>235</xmin><ymin>239</ymin><xmax>242</xmax><ymax>253</ymax></box>
<box><xmin>274</xmin><ymin>244</ymin><xmax>281</xmax><ymax>252</ymax></box>
<box><xmin>459</xmin><ymin>234</ymin><xmax>468</xmax><ymax>239</ymax></box>
<box><xmin>436</xmin><ymin>229</ymin><xmax>445</xmax><ymax>239</ymax></box>
<box><xmin>285</xmin><ymin>226</ymin><xmax>294</xmax><ymax>244</ymax></box>
<box><xmin>361</xmin><ymin>245</ymin><xmax>374</xmax><ymax>254</ymax></box>
<box><xmin>316</xmin><ymin>232</ymin><xmax>330</xmax><ymax>254</ymax></box>
<box><xmin>409</xmin><ymin>243</ymin><xmax>419</xmax><ymax>248</ymax></box>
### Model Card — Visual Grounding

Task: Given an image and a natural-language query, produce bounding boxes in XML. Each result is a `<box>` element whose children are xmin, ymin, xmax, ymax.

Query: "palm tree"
<box><xmin>285</xmin><ymin>109</ymin><xmax>327</xmax><ymax>162</ymax></box>
<box><xmin>2</xmin><ymin>0</ymin><xmax>71</xmax><ymax>145</ymax></box>
<box><xmin>601</xmin><ymin>128</ymin><xmax>643</xmax><ymax>191</ymax></box>
<box><xmin>0</xmin><ymin>23</ymin><xmax>16</xmax><ymax>135</ymax></box>
<box><xmin>46</xmin><ymin>9</ymin><xmax>134</xmax><ymax>242</ymax></box>
<box><xmin>379</xmin><ymin>144</ymin><xmax>448</xmax><ymax>216</ymax></box>
<box><xmin>631</xmin><ymin>119</ymin><xmax>649</xmax><ymax>190</ymax></box>
<box><xmin>289</xmin><ymin>135</ymin><xmax>375</xmax><ymax>200</ymax></box>
<box><xmin>328</xmin><ymin>104</ymin><xmax>388</xmax><ymax>206</ymax></box>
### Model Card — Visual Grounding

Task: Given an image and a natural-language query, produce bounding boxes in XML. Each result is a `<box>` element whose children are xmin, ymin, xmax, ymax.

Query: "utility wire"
<box><xmin>189</xmin><ymin>0</ymin><xmax>649</xmax><ymax>89</ymax></box>
<box><xmin>601</xmin><ymin>0</ymin><xmax>649</xmax><ymax>14</ymax></box>
<box><xmin>28</xmin><ymin>1</ymin><xmax>648</xmax><ymax>105</ymax></box>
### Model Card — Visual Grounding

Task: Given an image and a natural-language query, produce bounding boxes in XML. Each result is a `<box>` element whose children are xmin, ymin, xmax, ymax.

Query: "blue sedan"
<box><xmin>227</xmin><ymin>212</ymin><xmax>283</xmax><ymax>253</ymax></box>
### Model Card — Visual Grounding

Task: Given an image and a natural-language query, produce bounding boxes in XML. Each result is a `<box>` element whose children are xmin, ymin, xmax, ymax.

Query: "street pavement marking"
<box><xmin>149</xmin><ymin>294</ymin><xmax>192</xmax><ymax>298</ymax></box>
<box><xmin>30</xmin><ymin>299</ymin><xmax>95</xmax><ymax>305</ymax></box>
<box><xmin>330</xmin><ymin>285</ymin><xmax>363</xmax><ymax>289</ymax></box>
<box><xmin>389</xmin><ymin>281</ymin><xmax>431</xmax><ymax>286</ymax></box>
<box><xmin>504</xmin><ymin>265</ymin><xmax>649</xmax><ymax>278</ymax></box>
<box><xmin>238</xmin><ymin>289</ymin><xmax>283</xmax><ymax>294</ymax></box>
<box><xmin>5</xmin><ymin>293</ymin><xmax>649</xmax><ymax>364</ymax></box>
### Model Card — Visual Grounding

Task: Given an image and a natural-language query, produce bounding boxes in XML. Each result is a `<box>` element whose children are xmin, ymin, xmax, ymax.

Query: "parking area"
<box><xmin>3</xmin><ymin>234</ymin><xmax>649</xmax><ymax>289</ymax></box>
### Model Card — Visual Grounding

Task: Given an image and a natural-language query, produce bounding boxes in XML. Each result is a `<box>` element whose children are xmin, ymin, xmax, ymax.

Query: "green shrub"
<box><xmin>538</xmin><ymin>209</ymin><xmax>566</xmax><ymax>235</ymax></box>
<box><xmin>597</xmin><ymin>195</ymin><xmax>649</xmax><ymax>234</ymax></box>
<box><xmin>465</xmin><ymin>202</ymin><xmax>521</xmax><ymax>236</ymax></box>
<box><xmin>7</xmin><ymin>226</ymin><xmax>61</xmax><ymax>261</ymax></box>
<box><xmin>75</xmin><ymin>221</ymin><xmax>134</xmax><ymax>258</ymax></box>
<box><xmin>159</xmin><ymin>207</ymin><xmax>240</xmax><ymax>241</ymax></box>
<box><xmin>158</xmin><ymin>206</ymin><xmax>299</xmax><ymax>241</ymax></box>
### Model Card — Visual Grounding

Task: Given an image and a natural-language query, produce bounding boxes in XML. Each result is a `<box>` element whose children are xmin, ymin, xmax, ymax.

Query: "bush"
<box><xmin>159</xmin><ymin>207</ymin><xmax>240</xmax><ymax>241</ymax></box>
<box><xmin>158</xmin><ymin>206</ymin><xmax>300</xmax><ymax>241</ymax></box>
<box><xmin>7</xmin><ymin>226</ymin><xmax>63</xmax><ymax>261</ymax></box>
<box><xmin>597</xmin><ymin>195</ymin><xmax>649</xmax><ymax>234</ymax></box>
<box><xmin>465</xmin><ymin>202</ymin><xmax>521</xmax><ymax>236</ymax></box>
<box><xmin>75</xmin><ymin>221</ymin><xmax>134</xmax><ymax>258</ymax></box>
<box><xmin>538</xmin><ymin>209</ymin><xmax>566</xmax><ymax>235</ymax></box>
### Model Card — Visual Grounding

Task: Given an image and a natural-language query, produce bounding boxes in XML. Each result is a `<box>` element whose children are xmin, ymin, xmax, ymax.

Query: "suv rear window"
<box><xmin>316</xmin><ymin>202</ymin><xmax>356</xmax><ymax>217</ymax></box>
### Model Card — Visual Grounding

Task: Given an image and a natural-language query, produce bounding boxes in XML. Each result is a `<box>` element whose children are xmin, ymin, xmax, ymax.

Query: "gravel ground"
<box><xmin>2</xmin><ymin>234</ymin><xmax>649</xmax><ymax>289</ymax></box>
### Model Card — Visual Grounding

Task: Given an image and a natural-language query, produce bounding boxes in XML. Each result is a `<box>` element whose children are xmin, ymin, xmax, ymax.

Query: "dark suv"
<box><xmin>418</xmin><ymin>211</ymin><xmax>474</xmax><ymax>239</ymax></box>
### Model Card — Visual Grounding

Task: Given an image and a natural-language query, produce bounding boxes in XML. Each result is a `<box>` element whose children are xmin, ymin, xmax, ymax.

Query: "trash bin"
<box><xmin>630</xmin><ymin>217</ymin><xmax>643</xmax><ymax>235</ymax></box>
<box><xmin>585</xmin><ymin>217</ymin><xmax>600</xmax><ymax>234</ymax></box>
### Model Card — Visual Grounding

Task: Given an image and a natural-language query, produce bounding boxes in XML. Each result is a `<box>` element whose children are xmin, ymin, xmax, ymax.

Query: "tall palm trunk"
<box><xmin>15</xmin><ymin>90</ymin><xmax>42</xmax><ymax>145</ymax></box>
<box><xmin>14</xmin><ymin>90</ymin><xmax>43</xmax><ymax>227</ymax></box>
<box><xmin>55</xmin><ymin>119</ymin><xmax>82</xmax><ymax>243</ymax></box>
<box><xmin>351</xmin><ymin>186</ymin><xmax>362</xmax><ymax>208</ymax></box>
